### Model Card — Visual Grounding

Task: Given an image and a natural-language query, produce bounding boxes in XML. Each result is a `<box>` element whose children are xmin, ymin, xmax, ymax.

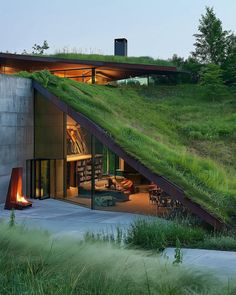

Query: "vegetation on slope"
<box><xmin>1</xmin><ymin>222</ymin><xmax>236</xmax><ymax>295</ymax></box>
<box><xmin>46</xmin><ymin>52</ymin><xmax>174</xmax><ymax>66</ymax></box>
<box><xmin>17</xmin><ymin>71</ymin><xmax>236</xmax><ymax>224</ymax></box>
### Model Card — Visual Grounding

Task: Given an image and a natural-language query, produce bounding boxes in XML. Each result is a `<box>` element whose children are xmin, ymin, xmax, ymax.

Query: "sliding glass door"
<box><xmin>27</xmin><ymin>159</ymin><xmax>64</xmax><ymax>200</ymax></box>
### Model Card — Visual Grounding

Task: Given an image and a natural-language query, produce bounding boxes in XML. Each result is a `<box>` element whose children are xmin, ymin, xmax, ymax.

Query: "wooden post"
<box><xmin>91</xmin><ymin>135</ymin><xmax>95</xmax><ymax>209</ymax></box>
<box><xmin>91</xmin><ymin>68</ymin><xmax>96</xmax><ymax>84</ymax></box>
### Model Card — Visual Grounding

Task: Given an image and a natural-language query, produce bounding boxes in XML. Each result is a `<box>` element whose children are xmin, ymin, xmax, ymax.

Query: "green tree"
<box><xmin>221</xmin><ymin>35</ymin><xmax>236</xmax><ymax>85</ymax></box>
<box><xmin>192</xmin><ymin>7</ymin><xmax>230</xmax><ymax>64</ymax></box>
<box><xmin>222</xmin><ymin>48</ymin><xmax>236</xmax><ymax>85</ymax></box>
<box><xmin>171</xmin><ymin>54</ymin><xmax>185</xmax><ymax>68</ymax></box>
<box><xmin>200</xmin><ymin>63</ymin><xmax>227</xmax><ymax>100</ymax></box>
<box><xmin>32</xmin><ymin>40</ymin><xmax>49</xmax><ymax>55</ymax></box>
<box><xmin>183</xmin><ymin>57</ymin><xmax>202</xmax><ymax>83</ymax></box>
<box><xmin>170</xmin><ymin>54</ymin><xmax>202</xmax><ymax>83</ymax></box>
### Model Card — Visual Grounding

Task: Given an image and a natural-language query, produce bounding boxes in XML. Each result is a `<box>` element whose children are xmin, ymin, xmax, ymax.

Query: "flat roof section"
<box><xmin>0</xmin><ymin>53</ymin><xmax>178</xmax><ymax>84</ymax></box>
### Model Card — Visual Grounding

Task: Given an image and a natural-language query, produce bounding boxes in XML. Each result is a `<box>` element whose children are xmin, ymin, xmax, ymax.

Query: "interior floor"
<box><xmin>66</xmin><ymin>189</ymin><xmax>169</xmax><ymax>216</ymax></box>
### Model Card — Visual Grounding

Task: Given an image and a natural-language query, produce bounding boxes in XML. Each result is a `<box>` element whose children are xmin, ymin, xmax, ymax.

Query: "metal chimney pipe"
<box><xmin>114</xmin><ymin>38</ymin><xmax>128</xmax><ymax>56</ymax></box>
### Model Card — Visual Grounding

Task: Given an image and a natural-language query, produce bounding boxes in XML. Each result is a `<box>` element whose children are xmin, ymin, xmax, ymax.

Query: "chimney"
<box><xmin>114</xmin><ymin>38</ymin><xmax>128</xmax><ymax>56</ymax></box>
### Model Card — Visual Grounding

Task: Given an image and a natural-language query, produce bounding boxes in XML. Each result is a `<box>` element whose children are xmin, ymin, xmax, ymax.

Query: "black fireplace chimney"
<box><xmin>114</xmin><ymin>38</ymin><xmax>128</xmax><ymax>56</ymax></box>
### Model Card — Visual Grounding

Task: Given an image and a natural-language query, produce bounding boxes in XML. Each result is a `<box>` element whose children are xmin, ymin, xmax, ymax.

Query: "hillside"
<box><xmin>18</xmin><ymin>71</ymin><xmax>236</xmax><ymax>224</ymax></box>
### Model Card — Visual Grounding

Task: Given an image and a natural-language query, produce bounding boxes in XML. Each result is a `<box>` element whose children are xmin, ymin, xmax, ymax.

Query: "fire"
<box><xmin>5</xmin><ymin>168</ymin><xmax>32</xmax><ymax>210</ymax></box>
<box><xmin>16</xmin><ymin>192</ymin><xmax>29</xmax><ymax>204</ymax></box>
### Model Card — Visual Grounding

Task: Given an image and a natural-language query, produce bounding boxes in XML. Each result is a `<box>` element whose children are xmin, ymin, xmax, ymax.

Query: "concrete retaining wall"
<box><xmin>0</xmin><ymin>74</ymin><xmax>34</xmax><ymax>203</ymax></box>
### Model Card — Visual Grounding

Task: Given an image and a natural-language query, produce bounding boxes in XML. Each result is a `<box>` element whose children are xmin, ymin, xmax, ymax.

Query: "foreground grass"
<box><xmin>1</xmin><ymin>222</ymin><xmax>236</xmax><ymax>295</ymax></box>
<box><xmin>125</xmin><ymin>218</ymin><xmax>236</xmax><ymax>252</ymax></box>
<box><xmin>17</xmin><ymin>71</ymin><xmax>236</xmax><ymax>224</ymax></box>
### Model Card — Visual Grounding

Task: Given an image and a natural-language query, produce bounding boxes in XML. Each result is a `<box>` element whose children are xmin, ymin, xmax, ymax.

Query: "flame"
<box><xmin>16</xmin><ymin>192</ymin><xmax>29</xmax><ymax>204</ymax></box>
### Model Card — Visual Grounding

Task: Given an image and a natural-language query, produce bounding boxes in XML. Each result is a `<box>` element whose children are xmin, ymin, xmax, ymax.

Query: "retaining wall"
<box><xmin>0</xmin><ymin>74</ymin><xmax>33</xmax><ymax>203</ymax></box>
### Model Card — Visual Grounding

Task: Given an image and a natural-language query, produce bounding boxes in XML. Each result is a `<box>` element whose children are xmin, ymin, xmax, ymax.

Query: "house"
<box><xmin>0</xmin><ymin>51</ymin><xmax>224</xmax><ymax>229</ymax></box>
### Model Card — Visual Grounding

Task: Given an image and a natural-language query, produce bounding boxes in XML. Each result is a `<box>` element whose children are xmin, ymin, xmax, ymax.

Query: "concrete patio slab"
<box><xmin>0</xmin><ymin>198</ymin><xmax>141</xmax><ymax>237</ymax></box>
<box><xmin>165</xmin><ymin>247</ymin><xmax>236</xmax><ymax>280</ymax></box>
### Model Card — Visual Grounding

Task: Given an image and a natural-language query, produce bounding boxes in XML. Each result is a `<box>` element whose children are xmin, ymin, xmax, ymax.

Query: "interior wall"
<box><xmin>55</xmin><ymin>159</ymin><xmax>64</xmax><ymax>198</ymax></box>
<box><xmin>0</xmin><ymin>74</ymin><xmax>34</xmax><ymax>203</ymax></box>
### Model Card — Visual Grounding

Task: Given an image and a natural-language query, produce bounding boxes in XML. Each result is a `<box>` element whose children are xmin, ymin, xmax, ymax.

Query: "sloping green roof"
<box><xmin>18</xmin><ymin>71</ymin><xmax>236</xmax><ymax>224</ymax></box>
<box><xmin>47</xmin><ymin>53</ymin><xmax>174</xmax><ymax>67</ymax></box>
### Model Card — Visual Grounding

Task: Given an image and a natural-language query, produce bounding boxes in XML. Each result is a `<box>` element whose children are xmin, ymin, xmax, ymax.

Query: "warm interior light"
<box><xmin>87</xmin><ymin>77</ymin><xmax>98</xmax><ymax>84</ymax></box>
<box><xmin>36</xmin><ymin>188</ymin><xmax>44</xmax><ymax>197</ymax></box>
<box><xmin>2</xmin><ymin>66</ymin><xmax>15</xmax><ymax>74</ymax></box>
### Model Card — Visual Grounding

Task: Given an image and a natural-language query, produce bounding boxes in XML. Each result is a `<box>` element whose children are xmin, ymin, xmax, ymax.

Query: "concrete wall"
<box><xmin>0</xmin><ymin>74</ymin><xmax>34</xmax><ymax>203</ymax></box>
<box><xmin>35</xmin><ymin>92</ymin><xmax>65</xmax><ymax>159</ymax></box>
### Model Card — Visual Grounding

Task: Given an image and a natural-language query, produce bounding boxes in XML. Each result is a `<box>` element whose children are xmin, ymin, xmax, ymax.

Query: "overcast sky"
<box><xmin>1</xmin><ymin>0</ymin><xmax>236</xmax><ymax>59</ymax></box>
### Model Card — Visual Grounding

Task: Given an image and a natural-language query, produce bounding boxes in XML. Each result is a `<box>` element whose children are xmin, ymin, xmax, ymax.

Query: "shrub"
<box><xmin>200</xmin><ymin>64</ymin><xmax>228</xmax><ymax>100</ymax></box>
<box><xmin>126</xmin><ymin>218</ymin><xmax>206</xmax><ymax>251</ymax></box>
<box><xmin>126</xmin><ymin>218</ymin><xmax>236</xmax><ymax>252</ymax></box>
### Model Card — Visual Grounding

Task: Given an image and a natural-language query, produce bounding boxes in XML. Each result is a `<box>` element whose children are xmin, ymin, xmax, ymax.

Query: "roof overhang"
<box><xmin>0</xmin><ymin>53</ymin><xmax>179</xmax><ymax>84</ymax></box>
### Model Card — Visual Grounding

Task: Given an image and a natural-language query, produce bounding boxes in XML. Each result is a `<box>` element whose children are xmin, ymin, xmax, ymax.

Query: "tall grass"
<box><xmin>125</xmin><ymin>218</ymin><xmax>236</xmax><ymax>252</ymax></box>
<box><xmin>126</xmin><ymin>218</ymin><xmax>206</xmax><ymax>251</ymax></box>
<box><xmin>16</xmin><ymin>71</ymin><xmax>236</xmax><ymax>224</ymax></box>
<box><xmin>0</xmin><ymin>222</ymin><xmax>236</xmax><ymax>295</ymax></box>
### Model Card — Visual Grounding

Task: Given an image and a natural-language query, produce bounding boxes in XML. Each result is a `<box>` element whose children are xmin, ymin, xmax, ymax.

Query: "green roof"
<box><xmin>46</xmin><ymin>52</ymin><xmax>174</xmax><ymax>67</ymax></box>
<box><xmin>18</xmin><ymin>71</ymin><xmax>236</xmax><ymax>225</ymax></box>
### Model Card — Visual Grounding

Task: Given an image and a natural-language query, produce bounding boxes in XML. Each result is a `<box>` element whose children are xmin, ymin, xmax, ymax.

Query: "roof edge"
<box><xmin>0</xmin><ymin>52</ymin><xmax>177</xmax><ymax>72</ymax></box>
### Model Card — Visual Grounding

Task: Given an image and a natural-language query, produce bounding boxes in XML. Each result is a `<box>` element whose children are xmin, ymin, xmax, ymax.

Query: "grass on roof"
<box><xmin>46</xmin><ymin>52</ymin><xmax>175</xmax><ymax>67</ymax></box>
<box><xmin>17</xmin><ymin>71</ymin><xmax>236</xmax><ymax>225</ymax></box>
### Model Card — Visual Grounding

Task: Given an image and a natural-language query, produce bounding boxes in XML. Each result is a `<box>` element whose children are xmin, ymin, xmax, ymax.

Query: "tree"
<box><xmin>221</xmin><ymin>35</ymin><xmax>236</xmax><ymax>85</ymax></box>
<box><xmin>171</xmin><ymin>54</ymin><xmax>185</xmax><ymax>68</ymax></box>
<box><xmin>192</xmin><ymin>7</ymin><xmax>231</xmax><ymax>64</ymax></box>
<box><xmin>222</xmin><ymin>49</ymin><xmax>236</xmax><ymax>85</ymax></box>
<box><xmin>170</xmin><ymin>54</ymin><xmax>202</xmax><ymax>84</ymax></box>
<box><xmin>32</xmin><ymin>40</ymin><xmax>49</xmax><ymax>55</ymax></box>
<box><xmin>200</xmin><ymin>63</ymin><xmax>227</xmax><ymax>100</ymax></box>
<box><xmin>183</xmin><ymin>57</ymin><xmax>202</xmax><ymax>83</ymax></box>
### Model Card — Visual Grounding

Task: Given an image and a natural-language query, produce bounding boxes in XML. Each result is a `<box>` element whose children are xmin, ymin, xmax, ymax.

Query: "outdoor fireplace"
<box><xmin>5</xmin><ymin>167</ymin><xmax>32</xmax><ymax>210</ymax></box>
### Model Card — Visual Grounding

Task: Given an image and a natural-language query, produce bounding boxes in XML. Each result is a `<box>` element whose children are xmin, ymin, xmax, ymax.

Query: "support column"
<box><xmin>33</xmin><ymin>159</ymin><xmax>36</xmax><ymax>198</ymax></box>
<box><xmin>91</xmin><ymin>68</ymin><xmax>96</xmax><ymax>84</ymax></box>
<box><xmin>39</xmin><ymin>160</ymin><xmax>42</xmax><ymax>198</ymax></box>
<box><xmin>91</xmin><ymin>135</ymin><xmax>95</xmax><ymax>209</ymax></box>
<box><xmin>47</xmin><ymin>159</ymin><xmax>51</xmax><ymax>198</ymax></box>
<box><xmin>63</xmin><ymin>112</ymin><xmax>67</xmax><ymax>199</ymax></box>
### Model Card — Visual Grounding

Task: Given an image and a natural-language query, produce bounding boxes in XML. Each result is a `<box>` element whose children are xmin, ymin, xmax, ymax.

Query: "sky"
<box><xmin>1</xmin><ymin>0</ymin><xmax>236</xmax><ymax>60</ymax></box>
